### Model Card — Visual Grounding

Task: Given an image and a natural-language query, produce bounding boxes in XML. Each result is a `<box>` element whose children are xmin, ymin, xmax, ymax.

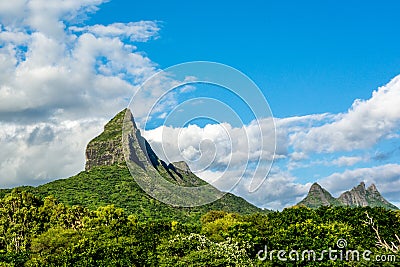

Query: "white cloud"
<box><xmin>197</xmin><ymin>167</ymin><xmax>311</xmax><ymax>210</ymax></box>
<box><xmin>143</xmin><ymin>117</ymin><xmax>276</xmax><ymax>171</ymax></box>
<box><xmin>0</xmin><ymin>28</ymin><xmax>30</xmax><ymax>44</ymax></box>
<box><xmin>0</xmin><ymin>119</ymin><xmax>105</xmax><ymax>188</ymax></box>
<box><xmin>274</xmin><ymin>113</ymin><xmax>336</xmax><ymax>159</ymax></box>
<box><xmin>331</xmin><ymin>156</ymin><xmax>364</xmax><ymax>167</ymax></box>
<box><xmin>143</xmin><ymin>119</ymin><xmax>316</xmax><ymax>210</ymax></box>
<box><xmin>319</xmin><ymin>164</ymin><xmax>400</xmax><ymax>204</ymax></box>
<box><xmin>0</xmin><ymin>1</ymin><xmax>160</xmax><ymax>120</ymax></box>
<box><xmin>0</xmin><ymin>0</ymin><xmax>108</xmax><ymax>39</ymax></box>
<box><xmin>70</xmin><ymin>21</ymin><xmax>160</xmax><ymax>42</ymax></box>
<box><xmin>144</xmin><ymin>97</ymin><xmax>400</xmax><ymax>209</ymax></box>
<box><xmin>234</xmin><ymin>171</ymin><xmax>311</xmax><ymax>210</ymax></box>
<box><xmin>290</xmin><ymin>75</ymin><xmax>400</xmax><ymax>154</ymax></box>
<box><xmin>0</xmin><ymin>0</ymin><xmax>166</xmax><ymax>187</ymax></box>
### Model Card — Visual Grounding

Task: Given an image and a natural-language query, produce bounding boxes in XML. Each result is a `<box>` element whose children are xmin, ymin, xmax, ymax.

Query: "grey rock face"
<box><xmin>338</xmin><ymin>182</ymin><xmax>368</xmax><ymax>207</ymax></box>
<box><xmin>84</xmin><ymin>109</ymin><xmax>206</xmax><ymax>187</ymax></box>
<box><xmin>172</xmin><ymin>161</ymin><xmax>192</xmax><ymax>174</ymax></box>
<box><xmin>298</xmin><ymin>182</ymin><xmax>398</xmax><ymax>210</ymax></box>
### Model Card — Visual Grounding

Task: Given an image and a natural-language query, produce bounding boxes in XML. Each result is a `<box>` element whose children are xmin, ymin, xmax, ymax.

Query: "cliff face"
<box><xmin>337</xmin><ymin>182</ymin><xmax>369</xmax><ymax>206</ymax></box>
<box><xmin>85</xmin><ymin>109</ymin><xmax>167</xmax><ymax>171</ymax></box>
<box><xmin>298</xmin><ymin>182</ymin><xmax>398</xmax><ymax>210</ymax></box>
<box><xmin>85</xmin><ymin>109</ymin><xmax>206</xmax><ymax>187</ymax></box>
<box><xmin>85</xmin><ymin>109</ymin><xmax>126</xmax><ymax>170</ymax></box>
<box><xmin>337</xmin><ymin>182</ymin><xmax>398</xmax><ymax>209</ymax></box>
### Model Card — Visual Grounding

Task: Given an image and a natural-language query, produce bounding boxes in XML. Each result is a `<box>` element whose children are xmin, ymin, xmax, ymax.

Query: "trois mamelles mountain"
<box><xmin>0</xmin><ymin>109</ymin><xmax>262</xmax><ymax>221</ymax></box>
<box><xmin>298</xmin><ymin>182</ymin><xmax>398</xmax><ymax>210</ymax></box>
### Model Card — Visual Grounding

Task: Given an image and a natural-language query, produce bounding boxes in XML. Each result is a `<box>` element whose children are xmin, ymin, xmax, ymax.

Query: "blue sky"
<box><xmin>1</xmin><ymin>0</ymin><xmax>400</xmax><ymax>210</ymax></box>
<box><xmin>91</xmin><ymin>0</ymin><xmax>400</xmax><ymax>117</ymax></box>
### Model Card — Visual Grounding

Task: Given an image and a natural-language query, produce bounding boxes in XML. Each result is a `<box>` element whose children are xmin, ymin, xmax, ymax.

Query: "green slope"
<box><xmin>0</xmin><ymin>165</ymin><xmax>263</xmax><ymax>222</ymax></box>
<box><xmin>0</xmin><ymin>109</ymin><xmax>266</xmax><ymax>222</ymax></box>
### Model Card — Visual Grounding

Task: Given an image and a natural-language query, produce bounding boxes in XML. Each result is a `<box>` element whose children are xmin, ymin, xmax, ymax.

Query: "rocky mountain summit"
<box><xmin>85</xmin><ymin>109</ymin><xmax>127</xmax><ymax>170</ymax></box>
<box><xmin>80</xmin><ymin>108</ymin><xmax>262</xmax><ymax>213</ymax></box>
<box><xmin>297</xmin><ymin>183</ymin><xmax>341</xmax><ymax>208</ymax></box>
<box><xmin>0</xmin><ymin>108</ymin><xmax>263</xmax><ymax>220</ymax></box>
<box><xmin>337</xmin><ymin>182</ymin><xmax>397</xmax><ymax>209</ymax></box>
<box><xmin>298</xmin><ymin>182</ymin><xmax>398</xmax><ymax>210</ymax></box>
<box><xmin>85</xmin><ymin>109</ymin><xmax>206</xmax><ymax>187</ymax></box>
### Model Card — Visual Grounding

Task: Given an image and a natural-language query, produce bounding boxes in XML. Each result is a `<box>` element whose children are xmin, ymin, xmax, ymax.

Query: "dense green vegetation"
<box><xmin>1</xmin><ymin>190</ymin><xmax>399</xmax><ymax>266</ymax></box>
<box><xmin>0</xmin><ymin>165</ymin><xmax>263</xmax><ymax>223</ymax></box>
<box><xmin>91</xmin><ymin>108</ymin><xmax>125</xmax><ymax>143</ymax></box>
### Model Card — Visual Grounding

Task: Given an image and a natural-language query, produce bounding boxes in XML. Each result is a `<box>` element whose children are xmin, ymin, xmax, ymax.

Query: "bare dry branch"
<box><xmin>365</xmin><ymin>212</ymin><xmax>399</xmax><ymax>253</ymax></box>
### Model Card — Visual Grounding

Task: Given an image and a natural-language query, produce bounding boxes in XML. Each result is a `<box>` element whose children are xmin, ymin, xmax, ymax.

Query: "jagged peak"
<box><xmin>85</xmin><ymin>108</ymin><xmax>143</xmax><ymax>170</ymax></box>
<box><xmin>352</xmin><ymin>181</ymin><xmax>366</xmax><ymax>194</ymax></box>
<box><xmin>107</xmin><ymin>108</ymin><xmax>127</xmax><ymax>126</ymax></box>
<box><xmin>310</xmin><ymin>182</ymin><xmax>323</xmax><ymax>191</ymax></box>
<box><xmin>123</xmin><ymin>108</ymin><xmax>138</xmax><ymax>129</ymax></box>
<box><xmin>171</xmin><ymin>161</ymin><xmax>191</xmax><ymax>173</ymax></box>
<box><xmin>297</xmin><ymin>182</ymin><xmax>338</xmax><ymax>208</ymax></box>
<box><xmin>298</xmin><ymin>181</ymin><xmax>398</xmax><ymax>210</ymax></box>
<box><xmin>90</xmin><ymin>109</ymin><xmax>125</xmax><ymax>143</ymax></box>
<box><xmin>367</xmin><ymin>183</ymin><xmax>378</xmax><ymax>193</ymax></box>
<box><xmin>84</xmin><ymin>109</ymin><xmax>216</xmax><ymax>193</ymax></box>
<box><xmin>306</xmin><ymin>183</ymin><xmax>332</xmax><ymax>196</ymax></box>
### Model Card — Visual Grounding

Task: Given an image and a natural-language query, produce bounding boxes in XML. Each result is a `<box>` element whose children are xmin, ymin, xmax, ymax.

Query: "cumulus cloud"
<box><xmin>143</xmin><ymin>117</ymin><xmax>276</xmax><ymax>170</ymax></box>
<box><xmin>0</xmin><ymin>0</ymin><xmax>167</xmax><ymax>187</ymax></box>
<box><xmin>290</xmin><ymin>75</ymin><xmax>400</xmax><ymax>153</ymax></box>
<box><xmin>274</xmin><ymin>113</ymin><xmax>337</xmax><ymax>158</ymax></box>
<box><xmin>236</xmin><ymin>172</ymin><xmax>311</xmax><ymax>210</ymax></box>
<box><xmin>197</xmin><ymin>167</ymin><xmax>311</xmax><ymax>210</ymax></box>
<box><xmin>144</xmin><ymin>100</ymin><xmax>400</xmax><ymax>209</ymax></box>
<box><xmin>319</xmin><ymin>164</ymin><xmax>400</xmax><ymax>204</ymax></box>
<box><xmin>0</xmin><ymin>1</ymin><xmax>161</xmax><ymax>121</ymax></box>
<box><xmin>0</xmin><ymin>0</ymin><xmax>107</xmax><ymax>39</ymax></box>
<box><xmin>155</xmin><ymin>113</ymin><xmax>335</xmax><ymax>169</ymax></box>
<box><xmin>0</xmin><ymin>119</ymin><xmax>105</xmax><ymax>188</ymax></box>
<box><xmin>143</xmin><ymin>117</ymin><xmax>318</xmax><ymax>210</ymax></box>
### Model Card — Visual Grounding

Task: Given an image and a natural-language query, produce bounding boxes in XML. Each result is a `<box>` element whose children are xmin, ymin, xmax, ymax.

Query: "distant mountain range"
<box><xmin>0</xmin><ymin>109</ymin><xmax>263</xmax><ymax>221</ymax></box>
<box><xmin>297</xmin><ymin>182</ymin><xmax>398</xmax><ymax>210</ymax></box>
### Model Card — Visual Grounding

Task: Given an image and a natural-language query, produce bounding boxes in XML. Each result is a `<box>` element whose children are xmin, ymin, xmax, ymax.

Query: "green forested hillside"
<box><xmin>0</xmin><ymin>164</ymin><xmax>263</xmax><ymax>222</ymax></box>
<box><xmin>0</xmin><ymin>109</ymin><xmax>265</xmax><ymax>222</ymax></box>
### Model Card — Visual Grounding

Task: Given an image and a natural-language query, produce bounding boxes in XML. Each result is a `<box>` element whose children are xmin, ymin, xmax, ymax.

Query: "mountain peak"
<box><xmin>310</xmin><ymin>182</ymin><xmax>323</xmax><ymax>191</ymax></box>
<box><xmin>297</xmin><ymin>182</ymin><xmax>397</xmax><ymax>210</ymax></box>
<box><xmin>85</xmin><ymin>109</ymin><xmax>128</xmax><ymax>170</ymax></box>
<box><xmin>17</xmin><ymin>108</ymin><xmax>263</xmax><ymax>218</ymax></box>
<box><xmin>354</xmin><ymin>181</ymin><xmax>366</xmax><ymax>193</ymax></box>
<box><xmin>367</xmin><ymin>183</ymin><xmax>378</xmax><ymax>193</ymax></box>
<box><xmin>171</xmin><ymin>161</ymin><xmax>191</xmax><ymax>174</ymax></box>
<box><xmin>84</xmin><ymin>109</ymin><xmax>209</xmax><ymax>189</ymax></box>
<box><xmin>298</xmin><ymin>183</ymin><xmax>339</xmax><ymax>208</ymax></box>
